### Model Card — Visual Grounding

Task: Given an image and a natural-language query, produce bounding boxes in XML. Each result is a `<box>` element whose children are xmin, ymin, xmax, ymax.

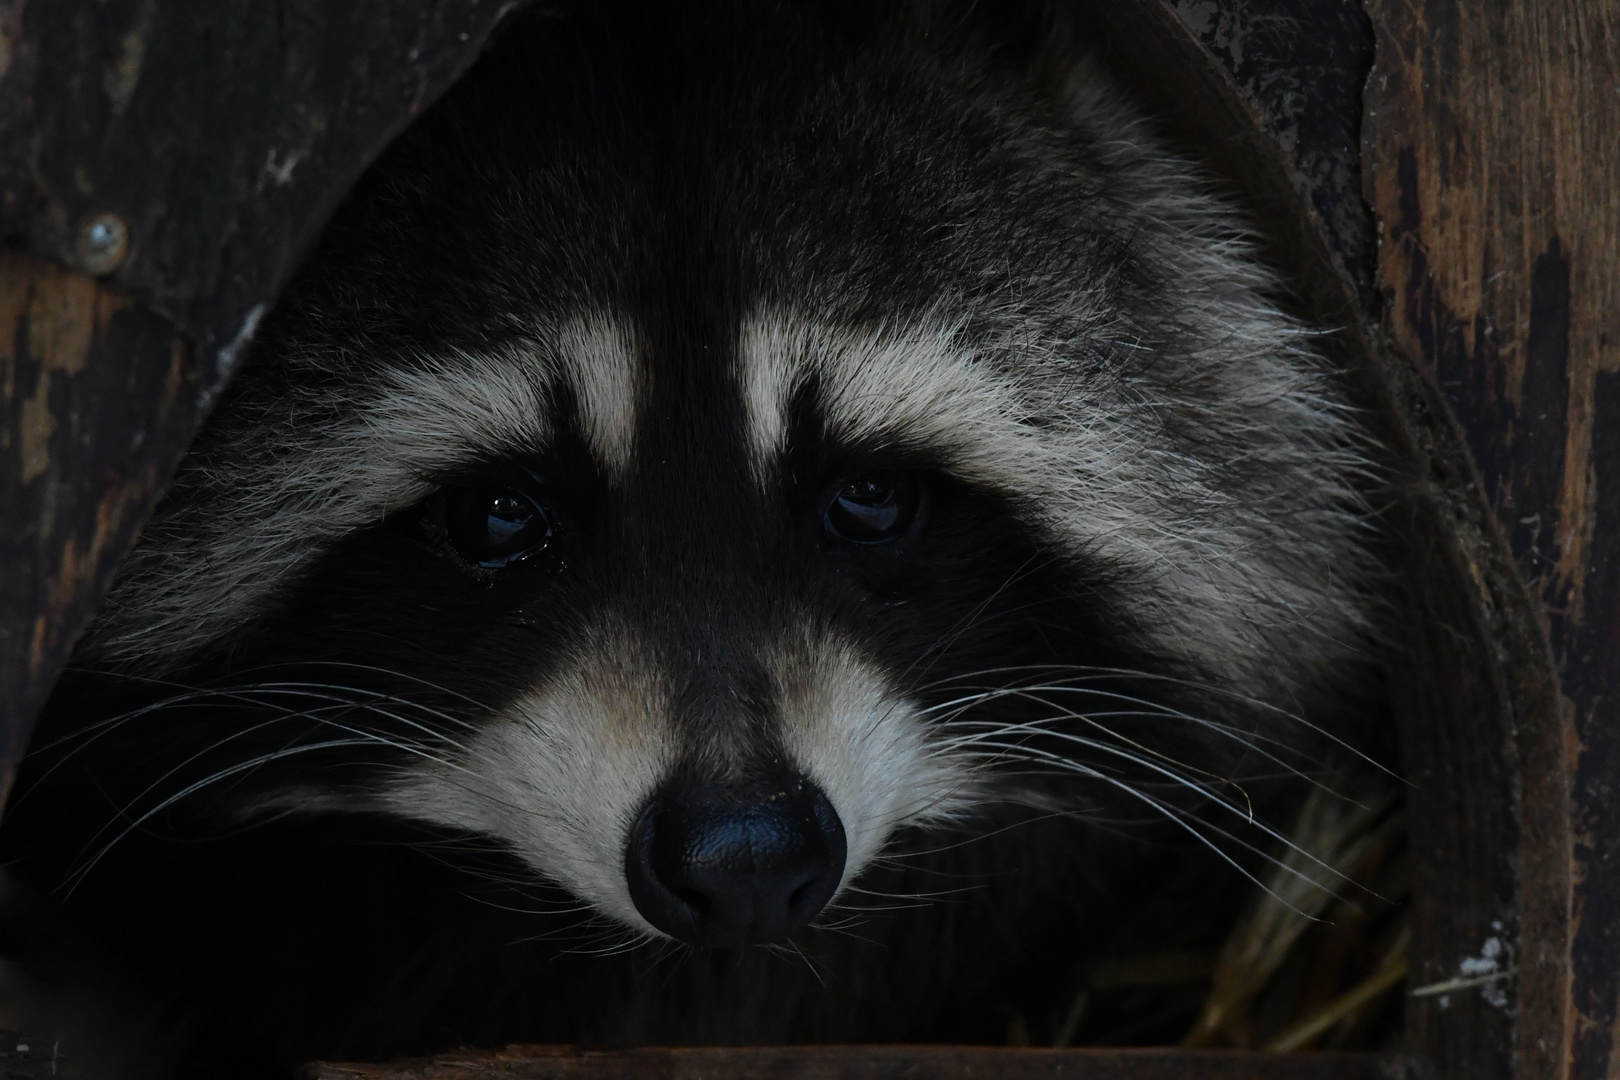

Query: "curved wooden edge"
<box><xmin>0</xmin><ymin>0</ymin><xmax>532</xmax><ymax>373</ymax></box>
<box><xmin>0</xmin><ymin>3</ymin><xmax>1586</xmax><ymax>1078</ymax></box>
<box><xmin>1362</xmin><ymin>1</ymin><xmax>1617</xmax><ymax>1078</ymax></box>
<box><xmin>301</xmin><ymin>1046</ymin><xmax>1425</xmax><ymax>1080</ymax></box>
<box><xmin>0</xmin><ymin>0</ymin><xmax>526</xmax><ymax>809</ymax></box>
<box><xmin>1078</xmin><ymin>2</ymin><xmax>1564</xmax><ymax>1078</ymax></box>
<box><xmin>0</xmin><ymin>249</ymin><xmax>197</xmax><ymax>804</ymax></box>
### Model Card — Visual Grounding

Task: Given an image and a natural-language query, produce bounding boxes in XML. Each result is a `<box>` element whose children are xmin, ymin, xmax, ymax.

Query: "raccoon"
<box><xmin>0</xmin><ymin>0</ymin><xmax>1377</xmax><ymax>1070</ymax></box>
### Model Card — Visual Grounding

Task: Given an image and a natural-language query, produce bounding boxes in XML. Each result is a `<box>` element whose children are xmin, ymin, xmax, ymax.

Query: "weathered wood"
<box><xmin>0</xmin><ymin>0</ymin><xmax>526</xmax><ymax>385</ymax></box>
<box><xmin>0</xmin><ymin>250</ymin><xmax>195</xmax><ymax>802</ymax></box>
<box><xmin>1089</xmin><ymin>9</ymin><xmax>1540</xmax><ymax>1074</ymax></box>
<box><xmin>1154</xmin><ymin>0</ymin><xmax>1377</xmax><ymax>306</ymax></box>
<box><xmin>1362</xmin><ymin>2</ymin><xmax>1620</xmax><ymax>1079</ymax></box>
<box><xmin>0</xmin><ymin>0</ymin><xmax>522</xmax><ymax>805</ymax></box>
<box><xmin>302</xmin><ymin>1046</ymin><xmax>1423</xmax><ymax>1080</ymax></box>
<box><xmin>0</xmin><ymin>1</ymin><xmax>1607</xmax><ymax>1077</ymax></box>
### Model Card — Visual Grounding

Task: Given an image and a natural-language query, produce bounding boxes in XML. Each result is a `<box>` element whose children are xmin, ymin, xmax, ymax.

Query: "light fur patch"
<box><xmin>740</xmin><ymin>309</ymin><xmax>1053</xmax><ymax>491</ymax></box>
<box><xmin>768</xmin><ymin>629</ymin><xmax>981</xmax><ymax>889</ymax></box>
<box><xmin>556</xmin><ymin>314</ymin><xmax>641</xmax><ymax>475</ymax></box>
<box><xmin>382</xmin><ymin>621</ymin><xmax>976</xmax><ymax>937</ymax></box>
<box><xmin>382</xmin><ymin>618</ymin><xmax>677</xmax><ymax>933</ymax></box>
<box><xmin>92</xmin><ymin>314</ymin><xmax>641</xmax><ymax>668</ymax></box>
<box><xmin>737</xmin><ymin>306</ymin><xmax>1371</xmax><ymax>700</ymax></box>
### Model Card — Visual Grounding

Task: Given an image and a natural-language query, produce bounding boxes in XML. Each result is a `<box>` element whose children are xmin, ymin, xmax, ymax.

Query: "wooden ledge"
<box><xmin>302</xmin><ymin>1046</ymin><xmax>1423</xmax><ymax>1080</ymax></box>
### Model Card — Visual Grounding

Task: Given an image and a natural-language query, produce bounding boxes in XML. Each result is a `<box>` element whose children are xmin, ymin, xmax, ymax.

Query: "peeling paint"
<box><xmin>102</xmin><ymin>24</ymin><xmax>148</xmax><ymax>113</ymax></box>
<box><xmin>1409</xmin><ymin>926</ymin><xmax>1517</xmax><ymax>1010</ymax></box>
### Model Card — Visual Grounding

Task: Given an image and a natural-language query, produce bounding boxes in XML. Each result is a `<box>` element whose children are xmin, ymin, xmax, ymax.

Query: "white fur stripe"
<box><xmin>382</xmin><ymin>616</ymin><xmax>675</xmax><ymax>934</ymax></box>
<box><xmin>557</xmin><ymin>314</ymin><xmax>641</xmax><ymax>475</ymax></box>
<box><xmin>739</xmin><ymin>308</ymin><xmax>1050</xmax><ymax>492</ymax></box>
<box><xmin>736</xmin><ymin>306</ymin><xmax>1368</xmax><ymax>695</ymax></box>
<box><xmin>769</xmin><ymin>630</ymin><xmax>979</xmax><ymax>892</ymax></box>
<box><xmin>93</xmin><ymin>315</ymin><xmax>641</xmax><ymax>667</ymax></box>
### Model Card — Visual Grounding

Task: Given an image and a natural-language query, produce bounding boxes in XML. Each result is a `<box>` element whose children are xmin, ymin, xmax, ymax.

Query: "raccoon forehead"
<box><xmin>87</xmin><ymin>314</ymin><xmax>639</xmax><ymax>668</ymax></box>
<box><xmin>737</xmin><ymin>305</ymin><xmax>1374</xmax><ymax>698</ymax></box>
<box><xmin>740</xmin><ymin>307</ymin><xmax>1061</xmax><ymax>487</ymax></box>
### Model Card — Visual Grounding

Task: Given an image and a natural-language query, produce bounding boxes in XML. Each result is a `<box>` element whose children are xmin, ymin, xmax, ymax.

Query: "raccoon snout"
<box><xmin>624</xmin><ymin>772</ymin><xmax>847</xmax><ymax>947</ymax></box>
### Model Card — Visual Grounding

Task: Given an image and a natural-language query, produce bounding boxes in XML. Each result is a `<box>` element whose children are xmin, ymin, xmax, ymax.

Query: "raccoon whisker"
<box><xmin>925</xmin><ymin>662</ymin><xmax>1398</xmax><ymax>781</ymax></box>
<box><xmin>61</xmin><ymin>699</ymin><xmax>470</xmax><ymax>890</ymax></box>
<box><xmin>499</xmin><ymin>907</ymin><xmax>636</xmax><ymax>947</ymax></box>
<box><xmin>964</xmin><ymin>736</ymin><xmax>1348</xmax><ymax>908</ymax></box>
<box><xmin>207</xmin><ymin>690</ymin><xmax>481</xmax><ymax>775</ymax></box>
<box><xmin>930</xmin><ymin>686</ymin><xmax>1335</xmax><ymax>799</ymax></box>
<box><xmin>62</xmin><ymin>737</ymin><xmax>393</xmax><ymax>897</ymax></box>
<box><xmin>809</xmin><ymin>916</ymin><xmax>877</xmax><ymax>939</ymax></box>
<box><xmin>557</xmin><ymin>927</ymin><xmax>661</xmax><ymax>959</ymax></box>
<box><xmin>867</xmin><ymin>806</ymin><xmax>1104</xmax><ymax>864</ymax></box>
<box><xmin>63</xmin><ymin>707</ymin><xmax>357</xmax><ymax>870</ymax></box>
<box><xmin>770</xmin><ymin>939</ymin><xmax>826</xmax><ymax>985</ymax></box>
<box><xmin>837</xmin><ymin>882</ymin><xmax>979</xmax><ymax>902</ymax></box>
<box><xmin>242</xmin><ymin>680</ymin><xmax>484</xmax><ymax>735</ymax></box>
<box><xmin>26</xmin><ymin>685</ymin><xmax>225</xmax><ymax>756</ymax></box>
<box><xmin>1014</xmin><ymin>778</ymin><xmax>1331</xmax><ymax>911</ymax></box>
<box><xmin>275</xmin><ymin>658</ymin><xmax>503</xmax><ymax>718</ymax></box>
<box><xmin>29</xmin><ymin>681</ymin><xmax>478</xmax><ymax>798</ymax></box>
<box><xmin>253</xmin><ymin>689</ymin><xmax>484</xmax><ymax>763</ymax></box>
<box><xmin>896</xmin><ymin>552</ymin><xmax>1054</xmax><ymax>691</ymax></box>
<box><xmin>463</xmin><ymin>893</ymin><xmax>600</xmax><ymax>919</ymax></box>
<box><xmin>61</xmin><ymin>661</ymin><xmax>496</xmax><ymax>732</ymax></box>
<box><xmin>913</xmin><ymin>662</ymin><xmax>1149</xmax><ymax>693</ymax></box>
<box><xmin>942</xmin><ymin>700</ymin><xmax>1257</xmax><ymax>814</ymax></box>
<box><xmin>809</xmin><ymin>920</ymin><xmax>890</xmax><ymax>951</ymax></box>
<box><xmin>12</xmin><ymin>689</ymin><xmax>252</xmax><ymax>810</ymax></box>
<box><xmin>947</xmin><ymin>701</ymin><xmax>1288</xmax><ymax>812</ymax></box>
<box><xmin>882</xmin><ymin>771</ymin><xmax>994</xmax><ymax>825</ymax></box>
<box><xmin>149</xmin><ymin>684</ymin><xmax>485</xmax><ymax>768</ymax></box>
<box><xmin>215</xmin><ymin>657</ymin><xmax>499</xmax><ymax>731</ymax></box>
<box><xmin>825</xmin><ymin>899</ymin><xmax>938</xmax><ymax>913</ymax></box>
<box><xmin>940</xmin><ymin>719</ymin><xmax>1253</xmax><ymax>818</ymax></box>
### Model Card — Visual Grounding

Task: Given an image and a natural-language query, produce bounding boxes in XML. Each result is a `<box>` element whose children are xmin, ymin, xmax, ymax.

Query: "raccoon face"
<box><xmin>59</xmin><ymin>2</ymin><xmax>1374</xmax><ymax>950</ymax></box>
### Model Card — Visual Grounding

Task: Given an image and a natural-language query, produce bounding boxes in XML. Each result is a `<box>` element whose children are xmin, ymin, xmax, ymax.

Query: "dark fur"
<box><xmin>2</xmin><ymin>2</ymin><xmax>1369</xmax><ymax>1073</ymax></box>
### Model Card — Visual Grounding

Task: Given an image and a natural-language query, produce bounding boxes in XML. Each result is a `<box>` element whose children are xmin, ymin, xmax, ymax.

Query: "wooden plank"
<box><xmin>0</xmin><ymin>0</ymin><xmax>526</xmax><ymax>373</ymax></box>
<box><xmin>1152</xmin><ymin>0</ymin><xmax>1377</xmax><ymax>306</ymax></box>
<box><xmin>303</xmin><ymin>1046</ymin><xmax>1421</xmax><ymax>1080</ymax></box>
<box><xmin>0</xmin><ymin>0</ymin><xmax>522</xmax><ymax>810</ymax></box>
<box><xmin>1091</xmin><ymin>9</ymin><xmax>1541</xmax><ymax>1074</ymax></box>
<box><xmin>1362</xmin><ymin>2</ymin><xmax>1620</xmax><ymax>1079</ymax></box>
<box><xmin>0</xmin><ymin>250</ymin><xmax>196</xmax><ymax>803</ymax></box>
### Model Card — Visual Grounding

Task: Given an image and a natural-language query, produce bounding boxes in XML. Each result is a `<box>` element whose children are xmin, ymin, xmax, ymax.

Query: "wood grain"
<box><xmin>0</xmin><ymin>0</ymin><xmax>525</xmax><ymax>377</ymax></box>
<box><xmin>0</xmin><ymin>250</ymin><xmax>196</xmax><ymax>803</ymax></box>
<box><xmin>1362</xmin><ymin>2</ymin><xmax>1620</xmax><ymax>1079</ymax></box>
<box><xmin>0</xmin><ymin>0</ymin><xmax>521</xmax><ymax>807</ymax></box>
<box><xmin>0</xmin><ymin>1</ymin><xmax>1608</xmax><ymax>1078</ymax></box>
<box><xmin>302</xmin><ymin>1046</ymin><xmax>1421</xmax><ymax>1080</ymax></box>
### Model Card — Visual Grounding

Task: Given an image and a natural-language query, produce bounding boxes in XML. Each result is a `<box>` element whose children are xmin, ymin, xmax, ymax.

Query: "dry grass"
<box><xmin>1037</xmin><ymin>759</ymin><xmax>1409</xmax><ymax>1052</ymax></box>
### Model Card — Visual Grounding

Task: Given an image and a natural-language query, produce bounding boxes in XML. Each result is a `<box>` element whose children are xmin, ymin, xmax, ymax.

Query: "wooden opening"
<box><xmin>3</xmin><ymin>0</ymin><xmax>1608</xmax><ymax>1077</ymax></box>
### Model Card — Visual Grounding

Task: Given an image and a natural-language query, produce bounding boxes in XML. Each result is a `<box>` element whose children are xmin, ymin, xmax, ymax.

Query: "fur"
<box><xmin>0</xmin><ymin>0</ymin><xmax>1379</xmax><ymax>1072</ymax></box>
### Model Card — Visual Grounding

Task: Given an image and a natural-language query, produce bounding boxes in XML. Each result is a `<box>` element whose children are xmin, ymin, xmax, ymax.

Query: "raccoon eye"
<box><xmin>442</xmin><ymin>486</ymin><xmax>553</xmax><ymax>568</ymax></box>
<box><xmin>823</xmin><ymin>474</ymin><xmax>923</xmax><ymax>545</ymax></box>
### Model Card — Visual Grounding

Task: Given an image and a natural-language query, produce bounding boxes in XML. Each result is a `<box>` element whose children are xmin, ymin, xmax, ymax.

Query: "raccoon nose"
<box><xmin>624</xmin><ymin>773</ymin><xmax>847</xmax><ymax>947</ymax></box>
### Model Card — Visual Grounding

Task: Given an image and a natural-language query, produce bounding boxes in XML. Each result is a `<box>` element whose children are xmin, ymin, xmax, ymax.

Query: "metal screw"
<box><xmin>75</xmin><ymin>212</ymin><xmax>130</xmax><ymax>275</ymax></box>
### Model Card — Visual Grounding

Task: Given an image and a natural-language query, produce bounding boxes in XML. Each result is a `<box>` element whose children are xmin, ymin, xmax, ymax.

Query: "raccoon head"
<box><xmin>72</xmin><ymin>2</ymin><xmax>1373</xmax><ymax>948</ymax></box>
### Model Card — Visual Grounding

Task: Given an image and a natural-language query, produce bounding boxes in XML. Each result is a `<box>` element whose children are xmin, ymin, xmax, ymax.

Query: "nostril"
<box><xmin>672</xmin><ymin>887</ymin><xmax>712</xmax><ymax>918</ymax></box>
<box><xmin>624</xmin><ymin>772</ymin><xmax>847</xmax><ymax>948</ymax></box>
